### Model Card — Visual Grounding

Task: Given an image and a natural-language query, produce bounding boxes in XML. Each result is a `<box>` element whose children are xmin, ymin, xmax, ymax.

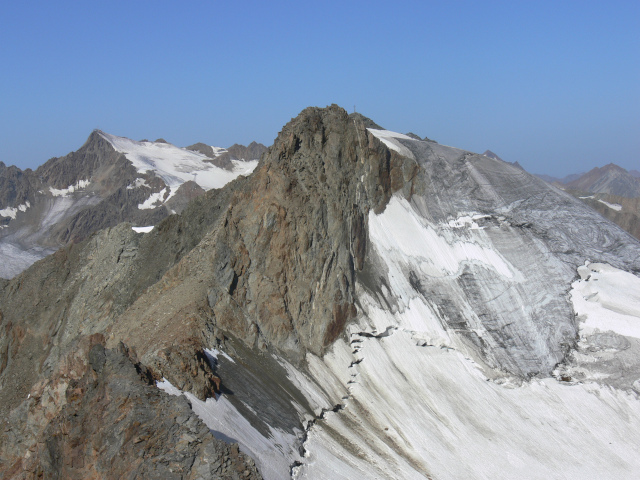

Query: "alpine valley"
<box><xmin>1</xmin><ymin>105</ymin><xmax>639</xmax><ymax>479</ymax></box>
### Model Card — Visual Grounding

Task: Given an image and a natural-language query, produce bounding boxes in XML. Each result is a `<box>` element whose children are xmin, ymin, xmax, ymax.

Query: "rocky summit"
<box><xmin>1</xmin><ymin>105</ymin><xmax>640</xmax><ymax>479</ymax></box>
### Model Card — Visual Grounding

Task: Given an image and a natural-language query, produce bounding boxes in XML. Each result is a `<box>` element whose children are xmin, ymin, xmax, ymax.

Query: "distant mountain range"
<box><xmin>0</xmin><ymin>132</ymin><xmax>265</xmax><ymax>278</ymax></box>
<box><xmin>536</xmin><ymin>163</ymin><xmax>640</xmax><ymax>198</ymax></box>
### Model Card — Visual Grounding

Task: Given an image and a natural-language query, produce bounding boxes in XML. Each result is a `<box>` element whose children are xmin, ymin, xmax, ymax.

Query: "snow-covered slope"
<box><xmin>99</xmin><ymin>132</ymin><xmax>258</xmax><ymax>192</ymax></box>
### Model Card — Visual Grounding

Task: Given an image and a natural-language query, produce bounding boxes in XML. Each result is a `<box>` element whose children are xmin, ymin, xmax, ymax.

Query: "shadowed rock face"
<box><xmin>197</xmin><ymin>105</ymin><xmax>418</xmax><ymax>359</ymax></box>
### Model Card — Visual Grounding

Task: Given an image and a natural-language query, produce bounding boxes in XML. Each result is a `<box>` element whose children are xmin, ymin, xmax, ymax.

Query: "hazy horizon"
<box><xmin>1</xmin><ymin>1</ymin><xmax>638</xmax><ymax>177</ymax></box>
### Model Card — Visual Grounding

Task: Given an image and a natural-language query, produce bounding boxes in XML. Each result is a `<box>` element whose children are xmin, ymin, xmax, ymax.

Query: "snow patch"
<box><xmin>367</xmin><ymin>129</ymin><xmax>415</xmax><ymax>159</ymax></box>
<box><xmin>100</xmin><ymin>132</ymin><xmax>259</xmax><ymax>191</ymax></box>
<box><xmin>49</xmin><ymin>179</ymin><xmax>90</xmax><ymax>197</ymax></box>
<box><xmin>127</xmin><ymin>177</ymin><xmax>150</xmax><ymax>190</ymax></box>
<box><xmin>598</xmin><ymin>199</ymin><xmax>622</xmax><ymax>211</ymax></box>
<box><xmin>0</xmin><ymin>201</ymin><xmax>30</xmax><ymax>219</ymax></box>
<box><xmin>138</xmin><ymin>188</ymin><xmax>169</xmax><ymax>210</ymax></box>
<box><xmin>205</xmin><ymin>347</ymin><xmax>236</xmax><ymax>364</ymax></box>
<box><xmin>571</xmin><ymin>262</ymin><xmax>640</xmax><ymax>339</ymax></box>
<box><xmin>132</xmin><ymin>226</ymin><xmax>154</xmax><ymax>233</ymax></box>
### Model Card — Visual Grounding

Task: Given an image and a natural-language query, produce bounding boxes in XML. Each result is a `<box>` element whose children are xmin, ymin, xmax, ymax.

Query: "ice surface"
<box><xmin>296</xmin><ymin>321</ymin><xmax>640</xmax><ymax>480</ymax></box>
<box><xmin>288</xmin><ymin>194</ymin><xmax>640</xmax><ymax>479</ymax></box>
<box><xmin>0</xmin><ymin>242</ymin><xmax>51</xmax><ymax>278</ymax></box>
<box><xmin>100</xmin><ymin>132</ymin><xmax>258</xmax><ymax>191</ymax></box>
<box><xmin>369</xmin><ymin>196</ymin><xmax>515</xmax><ymax>280</ymax></box>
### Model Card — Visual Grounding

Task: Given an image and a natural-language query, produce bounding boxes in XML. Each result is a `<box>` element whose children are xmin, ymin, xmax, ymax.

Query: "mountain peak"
<box><xmin>483</xmin><ymin>150</ymin><xmax>504</xmax><ymax>162</ymax></box>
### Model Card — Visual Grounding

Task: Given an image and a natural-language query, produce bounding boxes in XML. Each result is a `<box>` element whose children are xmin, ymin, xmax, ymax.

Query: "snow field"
<box><xmin>100</xmin><ymin>132</ymin><xmax>258</xmax><ymax>191</ymax></box>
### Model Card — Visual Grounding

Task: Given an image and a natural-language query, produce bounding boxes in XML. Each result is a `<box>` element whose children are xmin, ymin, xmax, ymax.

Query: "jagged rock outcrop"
<box><xmin>197</xmin><ymin>106</ymin><xmax>418</xmax><ymax>358</ymax></box>
<box><xmin>0</xmin><ymin>105</ymin><xmax>418</xmax><ymax>477</ymax></box>
<box><xmin>2</xmin><ymin>335</ymin><xmax>259</xmax><ymax>479</ymax></box>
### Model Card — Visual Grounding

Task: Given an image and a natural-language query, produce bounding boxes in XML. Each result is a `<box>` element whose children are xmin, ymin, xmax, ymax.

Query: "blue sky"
<box><xmin>1</xmin><ymin>1</ymin><xmax>638</xmax><ymax>176</ymax></box>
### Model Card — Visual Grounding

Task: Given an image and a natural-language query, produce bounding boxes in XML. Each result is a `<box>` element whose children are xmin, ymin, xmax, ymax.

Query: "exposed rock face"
<box><xmin>2</xmin><ymin>335</ymin><xmax>259</xmax><ymax>480</ymax></box>
<box><xmin>0</xmin><ymin>105</ymin><xmax>418</xmax><ymax>477</ymax></box>
<box><xmin>199</xmin><ymin>106</ymin><xmax>418</xmax><ymax>358</ymax></box>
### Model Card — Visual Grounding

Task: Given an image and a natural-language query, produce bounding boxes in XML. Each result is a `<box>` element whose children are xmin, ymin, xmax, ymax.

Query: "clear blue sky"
<box><xmin>1</xmin><ymin>0</ymin><xmax>638</xmax><ymax>176</ymax></box>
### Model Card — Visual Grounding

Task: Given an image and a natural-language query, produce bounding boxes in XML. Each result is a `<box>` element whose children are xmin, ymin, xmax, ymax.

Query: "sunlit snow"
<box><xmin>100</xmin><ymin>132</ymin><xmax>258</xmax><ymax>191</ymax></box>
<box><xmin>572</xmin><ymin>262</ymin><xmax>640</xmax><ymax>339</ymax></box>
<box><xmin>131</xmin><ymin>226</ymin><xmax>154</xmax><ymax>233</ymax></box>
<box><xmin>138</xmin><ymin>188</ymin><xmax>169</xmax><ymax>210</ymax></box>
<box><xmin>0</xmin><ymin>201</ymin><xmax>30</xmax><ymax>219</ymax></box>
<box><xmin>367</xmin><ymin>129</ymin><xmax>416</xmax><ymax>159</ymax></box>
<box><xmin>49</xmin><ymin>179</ymin><xmax>90</xmax><ymax>197</ymax></box>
